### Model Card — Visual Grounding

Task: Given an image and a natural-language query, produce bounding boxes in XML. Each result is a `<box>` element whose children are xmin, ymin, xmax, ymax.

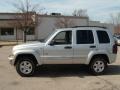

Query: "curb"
<box><xmin>0</xmin><ymin>44</ymin><xmax>17</xmax><ymax>47</ymax></box>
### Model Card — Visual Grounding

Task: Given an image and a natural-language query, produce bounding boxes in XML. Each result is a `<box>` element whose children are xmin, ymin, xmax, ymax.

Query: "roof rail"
<box><xmin>72</xmin><ymin>26</ymin><xmax>107</xmax><ymax>29</ymax></box>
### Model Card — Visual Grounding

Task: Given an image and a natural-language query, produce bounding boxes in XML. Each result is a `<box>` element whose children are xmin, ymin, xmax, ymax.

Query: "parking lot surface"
<box><xmin>0</xmin><ymin>46</ymin><xmax>120</xmax><ymax>90</ymax></box>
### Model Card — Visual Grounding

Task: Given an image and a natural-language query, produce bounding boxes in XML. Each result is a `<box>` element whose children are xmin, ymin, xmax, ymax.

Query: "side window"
<box><xmin>76</xmin><ymin>30</ymin><xmax>94</xmax><ymax>44</ymax></box>
<box><xmin>52</xmin><ymin>31</ymin><xmax>72</xmax><ymax>45</ymax></box>
<box><xmin>97</xmin><ymin>31</ymin><xmax>110</xmax><ymax>43</ymax></box>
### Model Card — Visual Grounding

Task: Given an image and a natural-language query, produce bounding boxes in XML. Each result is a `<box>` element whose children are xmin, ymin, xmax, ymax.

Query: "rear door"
<box><xmin>73</xmin><ymin>30</ymin><xmax>96</xmax><ymax>64</ymax></box>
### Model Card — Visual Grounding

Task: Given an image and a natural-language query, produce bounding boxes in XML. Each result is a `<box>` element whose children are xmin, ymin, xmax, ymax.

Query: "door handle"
<box><xmin>64</xmin><ymin>46</ymin><xmax>72</xmax><ymax>49</ymax></box>
<box><xmin>90</xmin><ymin>46</ymin><xmax>96</xmax><ymax>48</ymax></box>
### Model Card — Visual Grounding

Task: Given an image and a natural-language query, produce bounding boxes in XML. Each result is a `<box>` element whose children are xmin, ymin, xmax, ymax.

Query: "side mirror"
<box><xmin>49</xmin><ymin>40</ymin><xmax>55</xmax><ymax>46</ymax></box>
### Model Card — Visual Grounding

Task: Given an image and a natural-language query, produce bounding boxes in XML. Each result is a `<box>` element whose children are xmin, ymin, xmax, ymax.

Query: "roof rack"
<box><xmin>72</xmin><ymin>26</ymin><xmax>107</xmax><ymax>29</ymax></box>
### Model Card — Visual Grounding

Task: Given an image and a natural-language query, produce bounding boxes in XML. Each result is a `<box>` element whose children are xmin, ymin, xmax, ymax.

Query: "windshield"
<box><xmin>114</xmin><ymin>36</ymin><xmax>120</xmax><ymax>39</ymax></box>
<box><xmin>117</xmin><ymin>36</ymin><xmax>120</xmax><ymax>39</ymax></box>
<box><xmin>40</xmin><ymin>30</ymin><xmax>56</xmax><ymax>43</ymax></box>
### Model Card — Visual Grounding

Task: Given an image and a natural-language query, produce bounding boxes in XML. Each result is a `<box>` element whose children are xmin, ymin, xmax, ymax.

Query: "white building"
<box><xmin>0</xmin><ymin>13</ymin><xmax>114</xmax><ymax>41</ymax></box>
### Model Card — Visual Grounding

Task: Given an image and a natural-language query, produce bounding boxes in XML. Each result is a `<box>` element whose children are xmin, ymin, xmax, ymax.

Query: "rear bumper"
<box><xmin>8</xmin><ymin>55</ymin><xmax>15</xmax><ymax>65</ymax></box>
<box><xmin>109</xmin><ymin>54</ymin><xmax>117</xmax><ymax>64</ymax></box>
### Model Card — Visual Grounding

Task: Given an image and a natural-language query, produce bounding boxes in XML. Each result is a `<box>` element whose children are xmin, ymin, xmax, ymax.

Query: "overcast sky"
<box><xmin>0</xmin><ymin>0</ymin><xmax>120</xmax><ymax>22</ymax></box>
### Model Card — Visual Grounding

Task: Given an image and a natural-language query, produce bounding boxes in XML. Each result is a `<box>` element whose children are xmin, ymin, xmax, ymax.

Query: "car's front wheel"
<box><xmin>16</xmin><ymin>57</ymin><xmax>36</xmax><ymax>77</ymax></box>
<box><xmin>89</xmin><ymin>57</ymin><xmax>107</xmax><ymax>75</ymax></box>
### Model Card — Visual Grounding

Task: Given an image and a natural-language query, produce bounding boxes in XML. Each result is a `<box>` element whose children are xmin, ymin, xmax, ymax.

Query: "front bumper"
<box><xmin>8</xmin><ymin>55</ymin><xmax>15</xmax><ymax>65</ymax></box>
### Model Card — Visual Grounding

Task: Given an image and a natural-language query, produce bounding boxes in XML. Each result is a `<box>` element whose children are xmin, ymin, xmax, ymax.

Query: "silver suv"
<box><xmin>8</xmin><ymin>26</ymin><xmax>117</xmax><ymax>77</ymax></box>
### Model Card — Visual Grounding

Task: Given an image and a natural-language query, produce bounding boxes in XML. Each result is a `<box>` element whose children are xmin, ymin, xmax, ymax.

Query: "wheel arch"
<box><xmin>86</xmin><ymin>52</ymin><xmax>110</xmax><ymax>65</ymax></box>
<box><xmin>89</xmin><ymin>54</ymin><xmax>110</xmax><ymax>65</ymax></box>
<box><xmin>14</xmin><ymin>54</ymin><xmax>39</xmax><ymax>66</ymax></box>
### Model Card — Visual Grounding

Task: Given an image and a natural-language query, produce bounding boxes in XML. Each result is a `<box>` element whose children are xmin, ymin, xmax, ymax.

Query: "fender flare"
<box><xmin>13</xmin><ymin>50</ymin><xmax>42</xmax><ymax>65</ymax></box>
<box><xmin>86</xmin><ymin>51</ymin><xmax>109</xmax><ymax>64</ymax></box>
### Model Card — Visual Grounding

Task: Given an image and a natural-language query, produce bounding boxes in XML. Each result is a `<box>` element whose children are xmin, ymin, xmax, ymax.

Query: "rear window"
<box><xmin>76</xmin><ymin>30</ymin><xmax>94</xmax><ymax>44</ymax></box>
<box><xmin>97</xmin><ymin>31</ymin><xmax>110</xmax><ymax>43</ymax></box>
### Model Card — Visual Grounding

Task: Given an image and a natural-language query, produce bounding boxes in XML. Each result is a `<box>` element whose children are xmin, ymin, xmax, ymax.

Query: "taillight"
<box><xmin>113</xmin><ymin>41</ymin><xmax>118</xmax><ymax>54</ymax></box>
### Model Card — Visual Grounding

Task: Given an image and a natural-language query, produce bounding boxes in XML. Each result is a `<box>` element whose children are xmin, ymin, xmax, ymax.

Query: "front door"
<box><xmin>43</xmin><ymin>30</ymin><xmax>73</xmax><ymax>64</ymax></box>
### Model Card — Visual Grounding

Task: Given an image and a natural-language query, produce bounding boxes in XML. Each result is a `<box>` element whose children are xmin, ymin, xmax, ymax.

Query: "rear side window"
<box><xmin>97</xmin><ymin>31</ymin><xmax>110</xmax><ymax>43</ymax></box>
<box><xmin>76</xmin><ymin>30</ymin><xmax>94</xmax><ymax>44</ymax></box>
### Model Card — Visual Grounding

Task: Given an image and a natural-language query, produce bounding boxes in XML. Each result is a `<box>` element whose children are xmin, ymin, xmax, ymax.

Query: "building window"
<box><xmin>26</xmin><ymin>27</ymin><xmax>35</xmax><ymax>35</ymax></box>
<box><xmin>1</xmin><ymin>28</ymin><xmax>14</xmax><ymax>35</ymax></box>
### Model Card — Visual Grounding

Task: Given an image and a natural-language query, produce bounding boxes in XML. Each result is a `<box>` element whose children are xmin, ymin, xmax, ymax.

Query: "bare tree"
<box><xmin>110</xmin><ymin>13</ymin><xmax>120</xmax><ymax>34</ymax></box>
<box><xmin>72</xmin><ymin>9</ymin><xmax>88</xmax><ymax>17</ymax></box>
<box><xmin>11</xmin><ymin>0</ymin><xmax>42</xmax><ymax>42</ymax></box>
<box><xmin>55</xmin><ymin>17</ymin><xmax>75</xmax><ymax>28</ymax></box>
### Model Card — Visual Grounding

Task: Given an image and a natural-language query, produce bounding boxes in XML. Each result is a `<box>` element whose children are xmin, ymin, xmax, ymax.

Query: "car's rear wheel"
<box><xmin>89</xmin><ymin>57</ymin><xmax>107</xmax><ymax>75</ymax></box>
<box><xmin>16</xmin><ymin>57</ymin><xmax>36</xmax><ymax>77</ymax></box>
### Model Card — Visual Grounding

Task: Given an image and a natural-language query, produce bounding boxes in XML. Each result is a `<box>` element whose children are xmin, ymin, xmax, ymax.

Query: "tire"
<box><xmin>16</xmin><ymin>56</ymin><xmax>36</xmax><ymax>77</ymax></box>
<box><xmin>89</xmin><ymin>57</ymin><xmax>107</xmax><ymax>75</ymax></box>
